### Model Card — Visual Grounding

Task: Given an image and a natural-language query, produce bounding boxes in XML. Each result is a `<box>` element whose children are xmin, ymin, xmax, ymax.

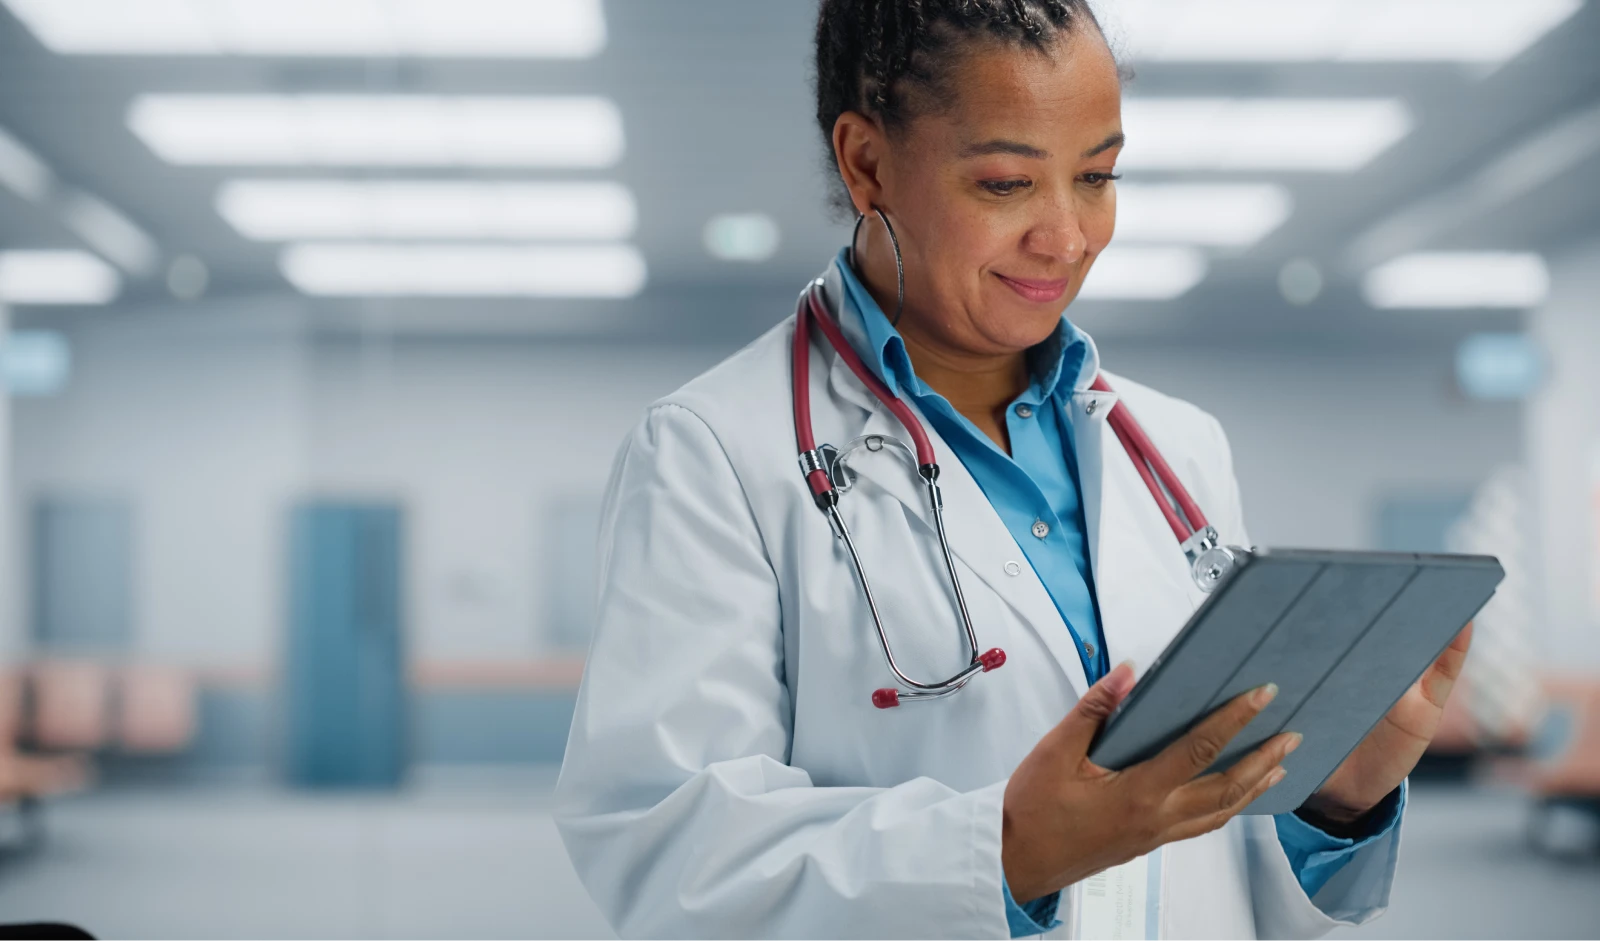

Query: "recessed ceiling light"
<box><xmin>1100</xmin><ymin>0</ymin><xmax>1582</xmax><ymax>64</ymax></box>
<box><xmin>217</xmin><ymin>180</ymin><xmax>637</xmax><ymax>241</ymax></box>
<box><xmin>1</xmin><ymin>0</ymin><xmax>606</xmax><ymax>58</ymax></box>
<box><xmin>1120</xmin><ymin>98</ymin><xmax>1412</xmax><ymax>172</ymax></box>
<box><xmin>0</xmin><ymin>250</ymin><xmax>121</xmax><ymax>305</ymax></box>
<box><xmin>1277</xmin><ymin>258</ymin><xmax>1325</xmax><ymax>306</ymax></box>
<box><xmin>1363</xmin><ymin>252</ymin><xmax>1549</xmax><ymax>309</ymax></box>
<box><xmin>128</xmin><ymin>95</ymin><xmax>625</xmax><ymax>168</ymax></box>
<box><xmin>1078</xmin><ymin>246</ymin><xmax>1208</xmax><ymax>301</ymax></box>
<box><xmin>703</xmin><ymin>213</ymin><xmax>781</xmax><ymax>262</ymax></box>
<box><xmin>279</xmin><ymin>243</ymin><xmax>647</xmax><ymax>298</ymax></box>
<box><xmin>1114</xmin><ymin>183</ymin><xmax>1292</xmax><ymax>247</ymax></box>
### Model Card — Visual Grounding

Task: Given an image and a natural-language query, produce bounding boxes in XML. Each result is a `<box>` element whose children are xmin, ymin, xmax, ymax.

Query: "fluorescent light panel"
<box><xmin>1101</xmin><ymin>0</ymin><xmax>1582</xmax><ymax>64</ymax></box>
<box><xmin>1079</xmin><ymin>246</ymin><xmax>1208</xmax><ymax>301</ymax></box>
<box><xmin>1114</xmin><ymin>183</ymin><xmax>1292</xmax><ymax>247</ymax></box>
<box><xmin>0</xmin><ymin>250</ymin><xmax>121</xmax><ymax>305</ymax></box>
<box><xmin>128</xmin><ymin>95</ymin><xmax>624</xmax><ymax>167</ymax></box>
<box><xmin>1363</xmin><ymin>252</ymin><xmax>1549</xmax><ymax>309</ymax></box>
<box><xmin>280</xmin><ymin>243</ymin><xmax>647</xmax><ymax>297</ymax></box>
<box><xmin>1121</xmin><ymin>98</ymin><xmax>1412</xmax><ymax>172</ymax></box>
<box><xmin>1</xmin><ymin>0</ymin><xmax>606</xmax><ymax>58</ymax></box>
<box><xmin>218</xmin><ymin>180</ymin><xmax>636</xmax><ymax>240</ymax></box>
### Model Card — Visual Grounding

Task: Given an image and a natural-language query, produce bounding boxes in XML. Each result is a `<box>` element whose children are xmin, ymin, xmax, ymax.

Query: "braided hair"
<box><xmin>814</xmin><ymin>0</ymin><xmax>1102</xmax><ymax>214</ymax></box>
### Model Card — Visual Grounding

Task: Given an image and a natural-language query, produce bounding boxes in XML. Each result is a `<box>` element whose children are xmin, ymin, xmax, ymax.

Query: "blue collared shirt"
<box><xmin>832</xmin><ymin>252</ymin><xmax>1403</xmax><ymax>936</ymax></box>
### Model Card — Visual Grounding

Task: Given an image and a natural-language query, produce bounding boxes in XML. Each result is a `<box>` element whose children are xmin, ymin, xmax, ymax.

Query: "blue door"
<box><xmin>286</xmin><ymin>502</ymin><xmax>406</xmax><ymax>788</ymax></box>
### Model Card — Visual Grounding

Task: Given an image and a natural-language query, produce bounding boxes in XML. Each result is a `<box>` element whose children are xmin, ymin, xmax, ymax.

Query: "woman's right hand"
<box><xmin>1001</xmin><ymin>662</ymin><xmax>1301</xmax><ymax>904</ymax></box>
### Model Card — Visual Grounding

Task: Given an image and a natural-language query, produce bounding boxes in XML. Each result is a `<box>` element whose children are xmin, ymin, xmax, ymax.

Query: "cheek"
<box><xmin>1087</xmin><ymin>192</ymin><xmax>1117</xmax><ymax>253</ymax></box>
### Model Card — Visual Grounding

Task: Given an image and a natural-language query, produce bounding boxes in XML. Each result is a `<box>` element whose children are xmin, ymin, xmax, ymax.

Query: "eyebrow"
<box><xmin>1083</xmin><ymin>132</ymin><xmax>1125</xmax><ymax>158</ymax></box>
<box><xmin>958</xmin><ymin>139</ymin><xmax>1050</xmax><ymax>159</ymax></box>
<box><xmin>957</xmin><ymin>132</ymin><xmax>1125</xmax><ymax>160</ymax></box>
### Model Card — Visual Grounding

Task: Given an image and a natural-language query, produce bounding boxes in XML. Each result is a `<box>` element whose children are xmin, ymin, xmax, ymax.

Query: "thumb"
<box><xmin>1047</xmin><ymin>661</ymin><xmax>1138</xmax><ymax>761</ymax></box>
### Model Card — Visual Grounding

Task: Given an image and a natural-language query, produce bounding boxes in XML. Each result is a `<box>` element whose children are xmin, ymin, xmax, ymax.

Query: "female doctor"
<box><xmin>555</xmin><ymin>1</ymin><xmax>1472</xmax><ymax>937</ymax></box>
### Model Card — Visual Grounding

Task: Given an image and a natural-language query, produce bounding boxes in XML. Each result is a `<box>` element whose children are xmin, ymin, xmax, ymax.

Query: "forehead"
<box><xmin>926</xmin><ymin>28</ymin><xmax>1122</xmax><ymax>153</ymax></box>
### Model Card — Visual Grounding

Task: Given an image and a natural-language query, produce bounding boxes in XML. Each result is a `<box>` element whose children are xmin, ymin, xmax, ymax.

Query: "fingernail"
<box><xmin>1283</xmin><ymin>733</ymin><xmax>1303</xmax><ymax>755</ymax></box>
<box><xmin>1253</xmin><ymin>683</ymin><xmax>1279</xmax><ymax>707</ymax></box>
<box><xmin>1268</xmin><ymin>767</ymin><xmax>1287</xmax><ymax>786</ymax></box>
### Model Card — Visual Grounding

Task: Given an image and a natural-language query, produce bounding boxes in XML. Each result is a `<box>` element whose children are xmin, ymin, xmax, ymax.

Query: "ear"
<box><xmin>832</xmin><ymin>111</ymin><xmax>888</xmax><ymax>216</ymax></box>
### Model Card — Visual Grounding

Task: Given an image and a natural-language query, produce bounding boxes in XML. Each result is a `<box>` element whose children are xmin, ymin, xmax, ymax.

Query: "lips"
<box><xmin>995</xmin><ymin>272</ymin><xmax>1071</xmax><ymax>304</ymax></box>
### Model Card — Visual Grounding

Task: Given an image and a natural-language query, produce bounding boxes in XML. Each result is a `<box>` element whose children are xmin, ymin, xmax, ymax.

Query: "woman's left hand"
<box><xmin>1299</xmin><ymin>622</ymin><xmax>1474</xmax><ymax>826</ymax></box>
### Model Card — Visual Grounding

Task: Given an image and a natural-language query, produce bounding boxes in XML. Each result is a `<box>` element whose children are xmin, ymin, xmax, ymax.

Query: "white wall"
<box><xmin>7</xmin><ymin>304</ymin><xmax>1525</xmax><ymax>669</ymax></box>
<box><xmin>10</xmin><ymin>303</ymin><xmax>308</xmax><ymax>666</ymax></box>
<box><xmin>1106</xmin><ymin>342</ymin><xmax>1523</xmax><ymax>550</ymax></box>
<box><xmin>302</xmin><ymin>337</ymin><xmax>723</xmax><ymax>662</ymax></box>
<box><xmin>9</xmin><ymin>304</ymin><xmax>728</xmax><ymax>668</ymax></box>
<box><xmin>1528</xmin><ymin>239</ymin><xmax>1600</xmax><ymax>669</ymax></box>
<box><xmin>0</xmin><ymin>304</ymin><xmax>13</xmax><ymax>661</ymax></box>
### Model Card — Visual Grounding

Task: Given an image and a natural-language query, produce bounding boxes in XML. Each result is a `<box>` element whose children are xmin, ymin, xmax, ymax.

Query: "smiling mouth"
<box><xmin>995</xmin><ymin>272</ymin><xmax>1071</xmax><ymax>304</ymax></box>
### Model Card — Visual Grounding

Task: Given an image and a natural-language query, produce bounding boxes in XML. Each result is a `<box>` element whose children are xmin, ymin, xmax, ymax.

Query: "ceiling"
<box><xmin>1</xmin><ymin>0</ymin><xmax>1597</xmax><ymax>348</ymax></box>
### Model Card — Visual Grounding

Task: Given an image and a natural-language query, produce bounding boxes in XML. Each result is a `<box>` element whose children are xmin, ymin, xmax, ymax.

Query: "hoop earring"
<box><xmin>848</xmin><ymin>206</ymin><xmax>905</xmax><ymax>326</ymax></box>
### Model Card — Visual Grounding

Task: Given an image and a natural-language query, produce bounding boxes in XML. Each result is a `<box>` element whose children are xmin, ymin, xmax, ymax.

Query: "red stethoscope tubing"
<box><xmin>1091</xmin><ymin>376</ymin><xmax>1210</xmax><ymax>544</ymax></box>
<box><xmin>795</xmin><ymin>284</ymin><xmax>1208</xmax><ymax>546</ymax></box>
<box><xmin>793</xmin><ymin>279</ymin><xmax>1214</xmax><ymax>707</ymax></box>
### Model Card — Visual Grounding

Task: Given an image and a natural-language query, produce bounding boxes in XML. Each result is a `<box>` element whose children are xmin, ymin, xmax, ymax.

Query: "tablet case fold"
<box><xmin>1087</xmin><ymin>548</ymin><xmax>1504</xmax><ymax>815</ymax></box>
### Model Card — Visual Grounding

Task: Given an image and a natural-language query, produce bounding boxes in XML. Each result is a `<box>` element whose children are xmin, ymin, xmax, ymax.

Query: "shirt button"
<box><xmin>1003</xmin><ymin>561</ymin><xmax>1022</xmax><ymax>576</ymax></box>
<box><xmin>1084</xmin><ymin>641</ymin><xmax>1097</xmax><ymax>659</ymax></box>
<box><xmin>1085</xmin><ymin>399</ymin><xmax>1099</xmax><ymax>415</ymax></box>
<box><xmin>1015</xmin><ymin>404</ymin><xmax>1034</xmax><ymax>418</ymax></box>
<box><xmin>1031</xmin><ymin>520</ymin><xmax>1050</xmax><ymax>539</ymax></box>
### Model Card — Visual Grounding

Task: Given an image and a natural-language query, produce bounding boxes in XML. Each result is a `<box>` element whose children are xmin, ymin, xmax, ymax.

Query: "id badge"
<box><xmin>1075</xmin><ymin>847</ymin><xmax>1163</xmax><ymax>940</ymax></box>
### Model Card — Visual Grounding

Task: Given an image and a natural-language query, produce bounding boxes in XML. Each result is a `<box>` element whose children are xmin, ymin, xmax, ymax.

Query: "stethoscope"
<box><xmin>792</xmin><ymin>234</ymin><xmax>1239</xmax><ymax>709</ymax></box>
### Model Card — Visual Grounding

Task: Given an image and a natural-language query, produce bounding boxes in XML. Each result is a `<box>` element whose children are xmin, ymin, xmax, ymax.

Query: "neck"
<box><xmin>854</xmin><ymin>229</ymin><xmax>1029</xmax><ymax>417</ymax></box>
<box><xmin>898</xmin><ymin>324</ymin><xmax>1027</xmax><ymax>414</ymax></box>
<box><xmin>852</xmin><ymin>225</ymin><xmax>1027</xmax><ymax>453</ymax></box>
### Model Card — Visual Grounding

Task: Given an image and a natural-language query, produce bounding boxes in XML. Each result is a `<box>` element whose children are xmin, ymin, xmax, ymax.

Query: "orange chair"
<box><xmin>30</xmin><ymin>662</ymin><xmax>112</xmax><ymax>751</ymax></box>
<box><xmin>115</xmin><ymin>665</ymin><xmax>196</xmax><ymax>754</ymax></box>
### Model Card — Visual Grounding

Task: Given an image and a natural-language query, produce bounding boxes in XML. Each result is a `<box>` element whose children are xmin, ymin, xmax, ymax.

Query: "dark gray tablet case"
<box><xmin>1087</xmin><ymin>548</ymin><xmax>1504</xmax><ymax>815</ymax></box>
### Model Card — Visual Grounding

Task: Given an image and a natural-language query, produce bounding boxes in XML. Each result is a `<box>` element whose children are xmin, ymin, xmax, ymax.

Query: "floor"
<box><xmin>0</xmin><ymin>774</ymin><xmax>1595</xmax><ymax>939</ymax></box>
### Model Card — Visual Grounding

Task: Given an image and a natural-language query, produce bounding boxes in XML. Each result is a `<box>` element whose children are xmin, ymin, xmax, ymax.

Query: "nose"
<box><xmin>1020</xmin><ymin>196</ymin><xmax>1088</xmax><ymax>265</ymax></box>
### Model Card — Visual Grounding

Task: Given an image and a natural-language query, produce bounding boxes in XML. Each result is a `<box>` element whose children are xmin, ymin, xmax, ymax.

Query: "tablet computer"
<box><xmin>1087</xmin><ymin>548</ymin><xmax>1504</xmax><ymax>815</ymax></box>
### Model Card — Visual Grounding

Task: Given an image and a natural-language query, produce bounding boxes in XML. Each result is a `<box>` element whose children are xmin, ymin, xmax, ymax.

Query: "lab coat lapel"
<box><xmin>813</xmin><ymin>266</ymin><xmax>1091</xmax><ymax>697</ymax></box>
<box><xmin>1070</xmin><ymin>387</ymin><xmax>1201</xmax><ymax>680</ymax></box>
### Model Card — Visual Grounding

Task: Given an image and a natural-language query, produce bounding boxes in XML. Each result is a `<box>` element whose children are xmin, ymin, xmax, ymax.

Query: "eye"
<box><xmin>1081</xmin><ymin>172</ymin><xmax>1122</xmax><ymax>188</ymax></box>
<box><xmin>978</xmin><ymin>179</ymin><xmax>1032</xmax><ymax>196</ymax></box>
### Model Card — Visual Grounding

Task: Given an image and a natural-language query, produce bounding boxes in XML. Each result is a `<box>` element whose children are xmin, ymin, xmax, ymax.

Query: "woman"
<box><xmin>556</xmin><ymin>2</ymin><xmax>1468</xmax><ymax>937</ymax></box>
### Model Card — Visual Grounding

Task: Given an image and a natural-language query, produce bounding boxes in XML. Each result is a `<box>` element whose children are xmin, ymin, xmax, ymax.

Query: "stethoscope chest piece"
<box><xmin>1180</xmin><ymin>525</ymin><xmax>1244</xmax><ymax>593</ymax></box>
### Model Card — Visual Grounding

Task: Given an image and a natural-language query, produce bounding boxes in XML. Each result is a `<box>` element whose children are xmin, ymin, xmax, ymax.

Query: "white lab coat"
<box><xmin>555</xmin><ymin>262</ymin><xmax>1401</xmax><ymax>939</ymax></box>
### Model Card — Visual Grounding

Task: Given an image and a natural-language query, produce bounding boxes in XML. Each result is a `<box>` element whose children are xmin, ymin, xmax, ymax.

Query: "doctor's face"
<box><xmin>841</xmin><ymin>26</ymin><xmax>1123</xmax><ymax>358</ymax></box>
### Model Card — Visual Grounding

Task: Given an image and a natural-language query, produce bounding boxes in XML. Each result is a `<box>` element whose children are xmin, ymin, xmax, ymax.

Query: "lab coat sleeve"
<box><xmin>554</xmin><ymin>403</ymin><xmax>1012</xmax><ymax>940</ymax></box>
<box><xmin>1206</xmin><ymin>415</ymin><xmax>1405</xmax><ymax>938</ymax></box>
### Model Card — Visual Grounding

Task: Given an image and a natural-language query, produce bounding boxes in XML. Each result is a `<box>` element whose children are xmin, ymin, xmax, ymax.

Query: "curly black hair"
<box><xmin>814</xmin><ymin>0</ymin><xmax>1104</xmax><ymax>215</ymax></box>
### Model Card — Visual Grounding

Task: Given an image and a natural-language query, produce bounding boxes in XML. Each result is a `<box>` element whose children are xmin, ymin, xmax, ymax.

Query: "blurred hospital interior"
<box><xmin>0</xmin><ymin>0</ymin><xmax>1599</xmax><ymax>937</ymax></box>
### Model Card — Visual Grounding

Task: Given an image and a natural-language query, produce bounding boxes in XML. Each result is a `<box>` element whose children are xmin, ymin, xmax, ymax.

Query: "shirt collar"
<box><xmin>831</xmin><ymin>248</ymin><xmax>1097</xmax><ymax>405</ymax></box>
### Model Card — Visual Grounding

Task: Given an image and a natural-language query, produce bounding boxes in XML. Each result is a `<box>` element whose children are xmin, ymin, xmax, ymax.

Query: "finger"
<box><xmin>1165</xmin><ymin>763</ymin><xmax>1288</xmax><ymax>844</ymax></box>
<box><xmin>1169</xmin><ymin>732</ymin><xmax>1301</xmax><ymax>820</ymax></box>
<box><xmin>1419</xmin><ymin>622</ymin><xmax>1474</xmax><ymax>707</ymax></box>
<box><xmin>1045</xmin><ymin>661</ymin><xmax>1139</xmax><ymax>761</ymax></box>
<box><xmin>1137</xmin><ymin>683</ymin><xmax>1278</xmax><ymax>790</ymax></box>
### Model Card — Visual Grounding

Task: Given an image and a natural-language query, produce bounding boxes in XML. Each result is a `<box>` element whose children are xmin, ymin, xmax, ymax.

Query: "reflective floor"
<box><xmin>0</xmin><ymin>776</ymin><xmax>1594</xmax><ymax>939</ymax></box>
